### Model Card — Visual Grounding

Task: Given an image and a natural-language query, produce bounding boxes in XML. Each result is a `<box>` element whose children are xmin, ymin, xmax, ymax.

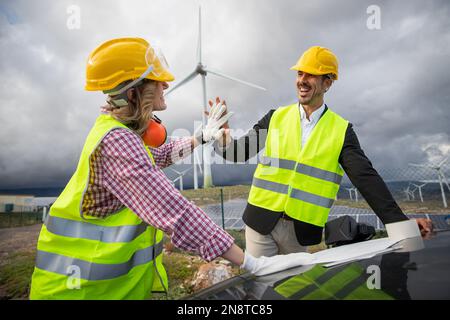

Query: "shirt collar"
<box><xmin>299</xmin><ymin>103</ymin><xmax>326</xmax><ymax>123</ymax></box>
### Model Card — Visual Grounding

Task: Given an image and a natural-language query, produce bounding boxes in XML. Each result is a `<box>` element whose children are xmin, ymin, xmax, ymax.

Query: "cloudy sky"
<box><xmin>0</xmin><ymin>0</ymin><xmax>449</xmax><ymax>189</ymax></box>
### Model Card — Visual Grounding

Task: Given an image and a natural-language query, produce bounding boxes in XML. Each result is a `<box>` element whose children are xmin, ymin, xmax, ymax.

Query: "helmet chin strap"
<box><xmin>106</xmin><ymin>94</ymin><xmax>129</xmax><ymax>108</ymax></box>
<box><xmin>107</xmin><ymin>64</ymin><xmax>155</xmax><ymax>96</ymax></box>
<box><xmin>106</xmin><ymin>82</ymin><xmax>142</xmax><ymax>108</ymax></box>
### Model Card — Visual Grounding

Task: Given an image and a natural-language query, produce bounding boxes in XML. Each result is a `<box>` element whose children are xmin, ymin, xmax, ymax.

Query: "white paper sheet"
<box><xmin>312</xmin><ymin>238</ymin><xmax>400</xmax><ymax>265</ymax></box>
<box><xmin>386</xmin><ymin>219</ymin><xmax>421</xmax><ymax>241</ymax></box>
<box><xmin>322</xmin><ymin>247</ymin><xmax>399</xmax><ymax>267</ymax></box>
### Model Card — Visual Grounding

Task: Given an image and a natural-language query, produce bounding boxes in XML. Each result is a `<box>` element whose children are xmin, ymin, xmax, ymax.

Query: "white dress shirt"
<box><xmin>299</xmin><ymin>103</ymin><xmax>325</xmax><ymax>147</ymax></box>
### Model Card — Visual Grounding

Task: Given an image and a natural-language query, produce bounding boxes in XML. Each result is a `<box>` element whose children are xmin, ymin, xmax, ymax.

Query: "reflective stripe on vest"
<box><xmin>44</xmin><ymin>215</ymin><xmax>148</xmax><ymax>243</ymax></box>
<box><xmin>296</xmin><ymin>163</ymin><xmax>343</xmax><ymax>185</ymax></box>
<box><xmin>260</xmin><ymin>156</ymin><xmax>343</xmax><ymax>185</ymax></box>
<box><xmin>35</xmin><ymin>241</ymin><xmax>163</xmax><ymax>281</ymax></box>
<box><xmin>260</xmin><ymin>156</ymin><xmax>296</xmax><ymax>171</ymax></box>
<box><xmin>252</xmin><ymin>177</ymin><xmax>334</xmax><ymax>208</ymax></box>
<box><xmin>290</xmin><ymin>188</ymin><xmax>334</xmax><ymax>209</ymax></box>
<box><xmin>248</xmin><ymin>104</ymin><xmax>348</xmax><ymax>227</ymax></box>
<box><xmin>252</xmin><ymin>177</ymin><xmax>289</xmax><ymax>194</ymax></box>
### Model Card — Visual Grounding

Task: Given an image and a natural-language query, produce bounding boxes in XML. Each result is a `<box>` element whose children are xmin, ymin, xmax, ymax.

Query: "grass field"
<box><xmin>0</xmin><ymin>212</ymin><xmax>43</xmax><ymax>229</ymax></box>
<box><xmin>180</xmin><ymin>185</ymin><xmax>251</xmax><ymax>206</ymax></box>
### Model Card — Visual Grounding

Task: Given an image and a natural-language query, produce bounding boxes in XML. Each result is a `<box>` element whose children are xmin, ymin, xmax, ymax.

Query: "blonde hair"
<box><xmin>106</xmin><ymin>80</ymin><xmax>157</xmax><ymax>135</ymax></box>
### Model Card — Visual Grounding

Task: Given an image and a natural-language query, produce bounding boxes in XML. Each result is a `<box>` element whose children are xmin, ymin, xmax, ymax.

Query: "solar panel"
<box><xmin>201</xmin><ymin>199</ymin><xmax>449</xmax><ymax>231</ymax></box>
<box><xmin>225</xmin><ymin>219</ymin><xmax>239</xmax><ymax>228</ymax></box>
<box><xmin>431</xmin><ymin>215</ymin><xmax>449</xmax><ymax>229</ymax></box>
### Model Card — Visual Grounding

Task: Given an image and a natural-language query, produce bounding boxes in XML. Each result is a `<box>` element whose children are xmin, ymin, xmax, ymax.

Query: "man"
<box><xmin>214</xmin><ymin>46</ymin><xmax>433</xmax><ymax>257</ymax></box>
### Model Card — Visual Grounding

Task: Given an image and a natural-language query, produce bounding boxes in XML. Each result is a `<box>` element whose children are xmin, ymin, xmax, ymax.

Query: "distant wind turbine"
<box><xmin>409</xmin><ymin>157</ymin><xmax>449</xmax><ymax>207</ymax></box>
<box><xmin>411</xmin><ymin>182</ymin><xmax>427</xmax><ymax>203</ymax></box>
<box><xmin>170</xmin><ymin>167</ymin><xmax>193</xmax><ymax>191</ymax></box>
<box><xmin>165</xmin><ymin>6</ymin><xmax>266</xmax><ymax>189</ymax></box>
<box><xmin>345</xmin><ymin>187</ymin><xmax>358</xmax><ymax>201</ymax></box>
<box><xmin>345</xmin><ymin>187</ymin><xmax>353</xmax><ymax>201</ymax></box>
<box><xmin>403</xmin><ymin>184</ymin><xmax>415</xmax><ymax>201</ymax></box>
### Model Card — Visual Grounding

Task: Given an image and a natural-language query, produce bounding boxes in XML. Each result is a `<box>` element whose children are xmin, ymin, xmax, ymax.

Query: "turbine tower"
<box><xmin>403</xmin><ymin>183</ymin><xmax>415</xmax><ymax>201</ymax></box>
<box><xmin>165</xmin><ymin>6</ymin><xmax>266</xmax><ymax>189</ymax></box>
<box><xmin>353</xmin><ymin>188</ymin><xmax>359</xmax><ymax>202</ymax></box>
<box><xmin>345</xmin><ymin>187</ymin><xmax>358</xmax><ymax>201</ymax></box>
<box><xmin>412</xmin><ymin>182</ymin><xmax>427</xmax><ymax>203</ymax></box>
<box><xmin>409</xmin><ymin>157</ymin><xmax>449</xmax><ymax>208</ymax></box>
<box><xmin>345</xmin><ymin>187</ymin><xmax>354</xmax><ymax>201</ymax></box>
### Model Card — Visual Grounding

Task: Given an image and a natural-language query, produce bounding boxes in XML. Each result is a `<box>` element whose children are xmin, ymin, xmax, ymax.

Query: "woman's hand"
<box><xmin>241</xmin><ymin>251</ymin><xmax>315</xmax><ymax>276</ymax></box>
<box><xmin>191</xmin><ymin>97</ymin><xmax>233</xmax><ymax>149</ymax></box>
<box><xmin>206</xmin><ymin>97</ymin><xmax>232</xmax><ymax>148</ymax></box>
<box><xmin>202</xmin><ymin>97</ymin><xmax>234</xmax><ymax>143</ymax></box>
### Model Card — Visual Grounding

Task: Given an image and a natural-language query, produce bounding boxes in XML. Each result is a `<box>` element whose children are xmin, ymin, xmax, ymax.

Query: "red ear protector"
<box><xmin>142</xmin><ymin>115</ymin><xmax>167</xmax><ymax>148</ymax></box>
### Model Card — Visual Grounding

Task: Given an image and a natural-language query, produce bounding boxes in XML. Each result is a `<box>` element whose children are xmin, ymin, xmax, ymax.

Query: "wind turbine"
<box><xmin>353</xmin><ymin>188</ymin><xmax>359</xmax><ymax>202</ymax></box>
<box><xmin>409</xmin><ymin>157</ymin><xmax>450</xmax><ymax>208</ymax></box>
<box><xmin>345</xmin><ymin>187</ymin><xmax>354</xmax><ymax>201</ymax></box>
<box><xmin>411</xmin><ymin>182</ymin><xmax>427</xmax><ymax>203</ymax></box>
<box><xmin>345</xmin><ymin>187</ymin><xmax>358</xmax><ymax>201</ymax></box>
<box><xmin>403</xmin><ymin>184</ymin><xmax>415</xmax><ymax>201</ymax></box>
<box><xmin>165</xmin><ymin>6</ymin><xmax>266</xmax><ymax>189</ymax></box>
<box><xmin>170</xmin><ymin>167</ymin><xmax>193</xmax><ymax>191</ymax></box>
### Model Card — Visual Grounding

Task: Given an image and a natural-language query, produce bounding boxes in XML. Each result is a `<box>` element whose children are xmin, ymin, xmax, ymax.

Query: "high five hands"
<box><xmin>202</xmin><ymin>97</ymin><xmax>233</xmax><ymax>145</ymax></box>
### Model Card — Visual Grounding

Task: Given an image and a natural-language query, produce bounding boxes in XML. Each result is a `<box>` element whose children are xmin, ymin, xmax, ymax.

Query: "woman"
<box><xmin>29</xmin><ymin>38</ymin><xmax>311</xmax><ymax>300</ymax></box>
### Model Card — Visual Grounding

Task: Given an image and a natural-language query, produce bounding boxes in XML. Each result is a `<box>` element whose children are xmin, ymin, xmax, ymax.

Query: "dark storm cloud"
<box><xmin>0</xmin><ymin>0</ymin><xmax>449</xmax><ymax>189</ymax></box>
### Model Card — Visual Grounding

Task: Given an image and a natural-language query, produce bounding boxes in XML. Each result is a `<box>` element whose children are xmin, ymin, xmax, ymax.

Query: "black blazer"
<box><xmin>215</xmin><ymin>105</ymin><xmax>408</xmax><ymax>246</ymax></box>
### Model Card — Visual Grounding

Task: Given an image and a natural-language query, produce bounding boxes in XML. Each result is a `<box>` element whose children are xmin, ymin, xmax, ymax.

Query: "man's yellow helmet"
<box><xmin>291</xmin><ymin>46</ymin><xmax>339</xmax><ymax>80</ymax></box>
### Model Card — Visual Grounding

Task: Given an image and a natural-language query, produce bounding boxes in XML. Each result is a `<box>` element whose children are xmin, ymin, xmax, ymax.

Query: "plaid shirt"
<box><xmin>81</xmin><ymin>128</ymin><xmax>234</xmax><ymax>261</ymax></box>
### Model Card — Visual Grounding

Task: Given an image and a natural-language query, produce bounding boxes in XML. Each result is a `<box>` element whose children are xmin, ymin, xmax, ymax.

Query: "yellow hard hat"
<box><xmin>290</xmin><ymin>46</ymin><xmax>339</xmax><ymax>80</ymax></box>
<box><xmin>85</xmin><ymin>37</ymin><xmax>175</xmax><ymax>92</ymax></box>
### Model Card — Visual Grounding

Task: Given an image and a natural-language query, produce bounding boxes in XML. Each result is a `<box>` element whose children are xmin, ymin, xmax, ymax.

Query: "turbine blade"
<box><xmin>438</xmin><ymin>157</ymin><xmax>448</xmax><ymax>168</ymax></box>
<box><xmin>439</xmin><ymin>170</ymin><xmax>450</xmax><ymax>191</ymax></box>
<box><xmin>164</xmin><ymin>70</ymin><xmax>199</xmax><ymax>97</ymax></box>
<box><xmin>408</xmin><ymin>163</ymin><xmax>429</xmax><ymax>168</ymax></box>
<box><xmin>169</xmin><ymin>168</ymin><xmax>182</xmax><ymax>175</ymax></box>
<box><xmin>205</xmin><ymin>68</ymin><xmax>266</xmax><ymax>91</ymax></box>
<box><xmin>181</xmin><ymin>167</ymin><xmax>192</xmax><ymax>175</ymax></box>
<box><xmin>197</xmin><ymin>6</ymin><xmax>202</xmax><ymax>64</ymax></box>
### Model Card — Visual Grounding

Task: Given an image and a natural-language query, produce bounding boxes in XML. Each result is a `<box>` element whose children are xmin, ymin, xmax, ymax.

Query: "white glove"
<box><xmin>241</xmin><ymin>251</ymin><xmax>315</xmax><ymax>276</ymax></box>
<box><xmin>202</xmin><ymin>101</ymin><xmax>234</xmax><ymax>143</ymax></box>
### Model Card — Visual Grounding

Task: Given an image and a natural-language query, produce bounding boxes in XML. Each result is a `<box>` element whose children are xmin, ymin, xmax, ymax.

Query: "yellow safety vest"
<box><xmin>30</xmin><ymin>114</ymin><xmax>168</xmax><ymax>300</ymax></box>
<box><xmin>248</xmin><ymin>103</ymin><xmax>348</xmax><ymax>227</ymax></box>
<box><xmin>274</xmin><ymin>263</ymin><xmax>393</xmax><ymax>300</ymax></box>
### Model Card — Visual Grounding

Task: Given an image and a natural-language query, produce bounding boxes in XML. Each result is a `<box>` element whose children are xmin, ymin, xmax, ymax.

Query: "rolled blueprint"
<box><xmin>386</xmin><ymin>219</ymin><xmax>421</xmax><ymax>241</ymax></box>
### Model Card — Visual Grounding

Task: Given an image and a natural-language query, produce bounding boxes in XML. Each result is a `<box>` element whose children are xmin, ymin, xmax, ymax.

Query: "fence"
<box><xmin>1</xmin><ymin>161</ymin><xmax>448</xmax><ymax>230</ymax></box>
<box><xmin>339</xmin><ymin>164</ymin><xmax>450</xmax><ymax>206</ymax></box>
<box><xmin>182</xmin><ymin>162</ymin><xmax>450</xmax><ymax>232</ymax></box>
<box><xmin>173</xmin><ymin>163</ymin><xmax>450</xmax><ymax>207</ymax></box>
<box><xmin>0</xmin><ymin>211</ymin><xmax>43</xmax><ymax>228</ymax></box>
<box><xmin>201</xmin><ymin>198</ymin><xmax>450</xmax><ymax>232</ymax></box>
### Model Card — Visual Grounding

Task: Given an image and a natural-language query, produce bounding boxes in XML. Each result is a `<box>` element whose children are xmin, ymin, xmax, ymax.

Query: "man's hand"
<box><xmin>415</xmin><ymin>218</ymin><xmax>433</xmax><ymax>238</ymax></box>
<box><xmin>206</xmin><ymin>97</ymin><xmax>230</xmax><ymax>128</ymax></box>
<box><xmin>241</xmin><ymin>251</ymin><xmax>315</xmax><ymax>276</ymax></box>
<box><xmin>205</xmin><ymin>97</ymin><xmax>232</xmax><ymax>147</ymax></box>
<box><xmin>201</xmin><ymin>97</ymin><xmax>234</xmax><ymax>143</ymax></box>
